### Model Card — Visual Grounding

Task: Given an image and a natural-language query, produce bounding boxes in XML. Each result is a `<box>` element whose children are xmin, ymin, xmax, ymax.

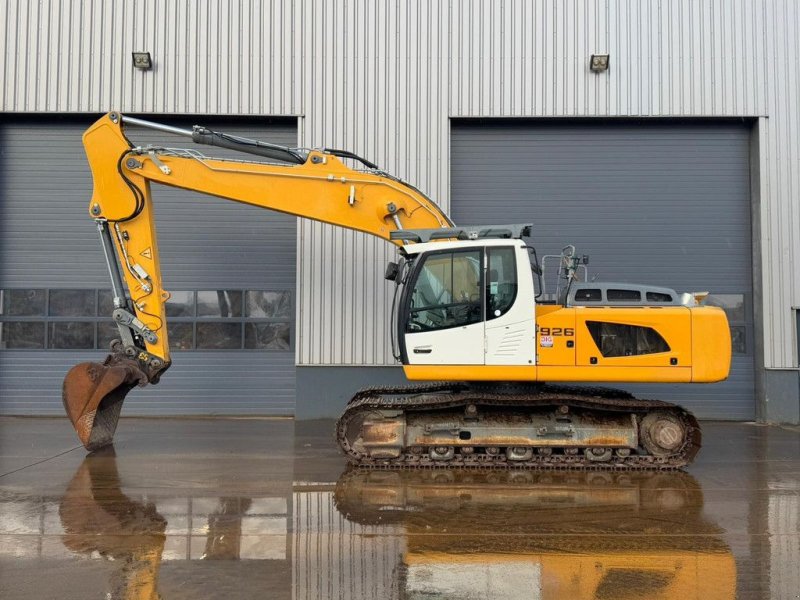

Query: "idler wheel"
<box><xmin>506</xmin><ymin>447</ymin><xmax>533</xmax><ymax>461</ymax></box>
<box><xmin>430</xmin><ymin>446</ymin><xmax>454</xmax><ymax>461</ymax></box>
<box><xmin>640</xmin><ymin>412</ymin><xmax>686</xmax><ymax>457</ymax></box>
<box><xmin>584</xmin><ymin>447</ymin><xmax>612</xmax><ymax>462</ymax></box>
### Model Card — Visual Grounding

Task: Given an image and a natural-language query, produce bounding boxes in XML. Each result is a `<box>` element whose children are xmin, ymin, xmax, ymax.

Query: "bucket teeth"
<box><xmin>62</xmin><ymin>358</ymin><xmax>148</xmax><ymax>451</ymax></box>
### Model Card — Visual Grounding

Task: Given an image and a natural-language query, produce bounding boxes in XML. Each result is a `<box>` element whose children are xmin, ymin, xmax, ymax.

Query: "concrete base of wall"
<box><xmin>297</xmin><ymin>365</ymin><xmax>800</xmax><ymax>425</ymax></box>
<box><xmin>295</xmin><ymin>366</ymin><xmax>408</xmax><ymax>420</ymax></box>
<box><xmin>295</xmin><ymin>367</ymin><xmax>800</xmax><ymax>424</ymax></box>
<box><xmin>763</xmin><ymin>369</ymin><xmax>800</xmax><ymax>424</ymax></box>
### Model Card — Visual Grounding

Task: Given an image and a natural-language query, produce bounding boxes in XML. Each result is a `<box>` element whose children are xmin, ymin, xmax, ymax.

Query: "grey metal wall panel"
<box><xmin>122</xmin><ymin>118</ymin><xmax>298</xmax><ymax>289</ymax></box>
<box><xmin>292</xmin><ymin>0</ymin><xmax>798</xmax><ymax>372</ymax></box>
<box><xmin>0</xmin><ymin>117</ymin><xmax>298</xmax><ymax>415</ymax></box>
<box><xmin>1</xmin><ymin>0</ymin><xmax>799</xmax><ymax>376</ymax></box>
<box><xmin>297</xmin><ymin>0</ymin><xmax>452</xmax><ymax>366</ymax></box>
<box><xmin>293</xmin><ymin>489</ymin><xmax>404</xmax><ymax>600</ymax></box>
<box><xmin>0</xmin><ymin>351</ymin><xmax>295</xmax><ymax>416</ymax></box>
<box><xmin>0</xmin><ymin>0</ymin><xmax>302</xmax><ymax>116</ymax></box>
<box><xmin>451</xmin><ymin>121</ymin><xmax>754</xmax><ymax>419</ymax></box>
<box><xmin>0</xmin><ymin>117</ymin><xmax>297</xmax><ymax>288</ymax></box>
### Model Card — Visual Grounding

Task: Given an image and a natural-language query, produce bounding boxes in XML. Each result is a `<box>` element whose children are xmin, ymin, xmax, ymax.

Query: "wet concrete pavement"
<box><xmin>0</xmin><ymin>418</ymin><xmax>798</xmax><ymax>599</ymax></box>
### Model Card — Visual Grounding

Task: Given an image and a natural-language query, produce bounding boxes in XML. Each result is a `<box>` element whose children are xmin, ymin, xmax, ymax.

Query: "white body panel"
<box><xmin>485</xmin><ymin>244</ymin><xmax>538</xmax><ymax>366</ymax></box>
<box><xmin>406</xmin><ymin>561</ymin><xmax>542</xmax><ymax>600</ymax></box>
<box><xmin>404</xmin><ymin>241</ymin><xmax>537</xmax><ymax>367</ymax></box>
<box><xmin>405</xmin><ymin>322</ymin><xmax>485</xmax><ymax>365</ymax></box>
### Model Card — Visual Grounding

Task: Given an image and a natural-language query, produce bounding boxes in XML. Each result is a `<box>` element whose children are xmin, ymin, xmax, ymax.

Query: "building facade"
<box><xmin>1</xmin><ymin>0</ymin><xmax>798</xmax><ymax>422</ymax></box>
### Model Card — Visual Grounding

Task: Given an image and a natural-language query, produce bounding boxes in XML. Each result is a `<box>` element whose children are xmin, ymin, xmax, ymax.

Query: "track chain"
<box><xmin>335</xmin><ymin>382</ymin><xmax>701</xmax><ymax>470</ymax></box>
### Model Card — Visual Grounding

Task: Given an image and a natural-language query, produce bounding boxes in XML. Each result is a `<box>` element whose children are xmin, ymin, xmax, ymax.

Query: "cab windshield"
<box><xmin>407</xmin><ymin>250</ymin><xmax>482</xmax><ymax>331</ymax></box>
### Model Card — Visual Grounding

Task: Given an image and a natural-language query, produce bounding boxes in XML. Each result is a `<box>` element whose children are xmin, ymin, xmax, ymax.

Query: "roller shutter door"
<box><xmin>0</xmin><ymin>115</ymin><xmax>298</xmax><ymax>415</ymax></box>
<box><xmin>451</xmin><ymin>120</ymin><xmax>754</xmax><ymax>420</ymax></box>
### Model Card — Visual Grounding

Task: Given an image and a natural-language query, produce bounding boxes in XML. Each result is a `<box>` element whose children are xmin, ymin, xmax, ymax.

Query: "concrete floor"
<box><xmin>0</xmin><ymin>418</ymin><xmax>798</xmax><ymax>599</ymax></box>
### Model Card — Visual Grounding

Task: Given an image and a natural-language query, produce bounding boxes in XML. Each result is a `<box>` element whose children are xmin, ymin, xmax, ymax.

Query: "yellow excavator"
<box><xmin>62</xmin><ymin>112</ymin><xmax>731</xmax><ymax>468</ymax></box>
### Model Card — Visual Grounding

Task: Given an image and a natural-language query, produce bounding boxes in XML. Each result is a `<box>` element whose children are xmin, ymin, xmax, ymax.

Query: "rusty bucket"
<box><xmin>62</xmin><ymin>357</ymin><xmax>148</xmax><ymax>451</ymax></box>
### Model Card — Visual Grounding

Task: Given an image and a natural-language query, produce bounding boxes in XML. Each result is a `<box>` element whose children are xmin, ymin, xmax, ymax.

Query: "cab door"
<box><xmin>403</xmin><ymin>249</ymin><xmax>484</xmax><ymax>365</ymax></box>
<box><xmin>484</xmin><ymin>246</ymin><xmax>538</xmax><ymax>366</ymax></box>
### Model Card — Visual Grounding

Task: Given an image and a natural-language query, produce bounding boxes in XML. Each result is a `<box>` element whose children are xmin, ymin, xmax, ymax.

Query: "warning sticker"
<box><xmin>540</xmin><ymin>335</ymin><xmax>554</xmax><ymax>348</ymax></box>
<box><xmin>140</xmin><ymin>247</ymin><xmax>153</xmax><ymax>260</ymax></box>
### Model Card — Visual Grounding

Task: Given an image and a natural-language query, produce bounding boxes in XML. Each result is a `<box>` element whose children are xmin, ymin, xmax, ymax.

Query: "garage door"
<box><xmin>451</xmin><ymin>120</ymin><xmax>754</xmax><ymax>420</ymax></box>
<box><xmin>0</xmin><ymin>115</ymin><xmax>298</xmax><ymax>415</ymax></box>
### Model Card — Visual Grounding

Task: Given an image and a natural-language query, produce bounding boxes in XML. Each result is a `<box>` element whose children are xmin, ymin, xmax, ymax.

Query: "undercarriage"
<box><xmin>336</xmin><ymin>382</ymin><xmax>701</xmax><ymax>469</ymax></box>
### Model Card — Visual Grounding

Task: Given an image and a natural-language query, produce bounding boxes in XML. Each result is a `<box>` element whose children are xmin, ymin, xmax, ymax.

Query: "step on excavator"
<box><xmin>62</xmin><ymin>112</ymin><xmax>731</xmax><ymax>468</ymax></box>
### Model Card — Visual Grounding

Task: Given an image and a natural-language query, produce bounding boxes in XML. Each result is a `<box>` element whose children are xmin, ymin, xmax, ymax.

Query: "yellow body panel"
<box><xmin>691</xmin><ymin>306</ymin><xmax>732</xmax><ymax>382</ymax></box>
<box><xmin>574</xmin><ymin>307</ymin><xmax>692</xmax><ymax>367</ymax></box>
<box><xmin>404</xmin><ymin>305</ymin><xmax>730</xmax><ymax>384</ymax></box>
<box><xmin>403</xmin><ymin>364</ymin><xmax>694</xmax><ymax>382</ymax></box>
<box><xmin>403</xmin><ymin>550</ymin><xmax>736</xmax><ymax>599</ymax></box>
<box><xmin>404</xmin><ymin>365</ymin><xmax>538</xmax><ymax>381</ymax></box>
<box><xmin>535</xmin><ymin>307</ymin><xmax>575</xmax><ymax>366</ymax></box>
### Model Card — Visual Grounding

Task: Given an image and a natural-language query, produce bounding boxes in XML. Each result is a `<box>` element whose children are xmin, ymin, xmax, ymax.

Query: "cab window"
<box><xmin>486</xmin><ymin>247</ymin><xmax>517</xmax><ymax>320</ymax></box>
<box><xmin>407</xmin><ymin>250</ymin><xmax>482</xmax><ymax>332</ymax></box>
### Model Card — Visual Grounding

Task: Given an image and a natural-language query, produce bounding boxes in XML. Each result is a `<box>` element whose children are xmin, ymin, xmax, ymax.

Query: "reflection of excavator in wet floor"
<box><xmin>59</xmin><ymin>448</ymin><xmax>166</xmax><ymax>600</ymax></box>
<box><xmin>334</xmin><ymin>469</ymin><xmax>737</xmax><ymax>599</ymax></box>
<box><xmin>63</xmin><ymin>113</ymin><xmax>731</xmax><ymax>468</ymax></box>
<box><xmin>59</xmin><ymin>449</ymin><xmax>258</xmax><ymax>599</ymax></box>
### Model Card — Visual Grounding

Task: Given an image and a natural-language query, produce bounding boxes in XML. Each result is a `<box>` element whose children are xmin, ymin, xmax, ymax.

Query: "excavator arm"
<box><xmin>63</xmin><ymin>112</ymin><xmax>452</xmax><ymax>450</ymax></box>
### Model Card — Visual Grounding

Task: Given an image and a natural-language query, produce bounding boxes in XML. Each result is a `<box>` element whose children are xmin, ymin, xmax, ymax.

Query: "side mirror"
<box><xmin>582</xmin><ymin>255</ymin><xmax>590</xmax><ymax>265</ymax></box>
<box><xmin>385</xmin><ymin>261</ymin><xmax>400</xmax><ymax>281</ymax></box>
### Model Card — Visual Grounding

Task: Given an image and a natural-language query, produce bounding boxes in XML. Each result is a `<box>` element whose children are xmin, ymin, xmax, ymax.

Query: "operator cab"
<box><xmin>386</xmin><ymin>224</ymin><xmax>539</xmax><ymax>370</ymax></box>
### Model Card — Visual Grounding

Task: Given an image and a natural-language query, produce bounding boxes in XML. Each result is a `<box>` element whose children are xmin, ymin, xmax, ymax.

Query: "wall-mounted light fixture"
<box><xmin>132</xmin><ymin>52</ymin><xmax>153</xmax><ymax>70</ymax></box>
<box><xmin>589</xmin><ymin>54</ymin><xmax>609</xmax><ymax>73</ymax></box>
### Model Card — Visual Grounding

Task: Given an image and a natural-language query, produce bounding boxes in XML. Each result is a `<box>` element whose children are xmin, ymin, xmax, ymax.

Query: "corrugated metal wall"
<box><xmin>451</xmin><ymin>120</ymin><xmax>754</xmax><ymax>419</ymax></box>
<box><xmin>293</xmin><ymin>489</ymin><xmax>403</xmax><ymax>600</ymax></box>
<box><xmin>0</xmin><ymin>117</ymin><xmax>298</xmax><ymax>415</ymax></box>
<box><xmin>769</xmin><ymin>492</ymin><xmax>800</xmax><ymax>598</ymax></box>
<box><xmin>1</xmin><ymin>0</ymin><xmax>798</xmax><ymax>370</ymax></box>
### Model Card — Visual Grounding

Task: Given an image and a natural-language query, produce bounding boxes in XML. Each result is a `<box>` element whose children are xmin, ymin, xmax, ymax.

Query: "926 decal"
<box><xmin>539</xmin><ymin>327</ymin><xmax>574</xmax><ymax>337</ymax></box>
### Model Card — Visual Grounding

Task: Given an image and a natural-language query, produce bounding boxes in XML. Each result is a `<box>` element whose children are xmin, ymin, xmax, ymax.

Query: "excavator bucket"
<box><xmin>62</xmin><ymin>358</ymin><xmax>147</xmax><ymax>451</ymax></box>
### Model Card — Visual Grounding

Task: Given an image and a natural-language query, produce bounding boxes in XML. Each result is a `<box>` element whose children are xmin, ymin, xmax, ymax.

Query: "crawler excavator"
<box><xmin>62</xmin><ymin>112</ymin><xmax>731</xmax><ymax>468</ymax></box>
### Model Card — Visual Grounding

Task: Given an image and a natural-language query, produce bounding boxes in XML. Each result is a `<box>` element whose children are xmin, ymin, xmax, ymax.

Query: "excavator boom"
<box><xmin>64</xmin><ymin>112</ymin><xmax>452</xmax><ymax>450</ymax></box>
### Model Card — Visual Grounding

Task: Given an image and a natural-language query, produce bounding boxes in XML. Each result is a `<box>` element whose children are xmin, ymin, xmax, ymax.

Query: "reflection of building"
<box><xmin>158</xmin><ymin>496</ymin><xmax>287</xmax><ymax>562</ymax></box>
<box><xmin>292</xmin><ymin>484</ymin><xmax>404</xmax><ymax>600</ymax></box>
<box><xmin>0</xmin><ymin>451</ymin><xmax>292</xmax><ymax>599</ymax></box>
<box><xmin>332</xmin><ymin>469</ymin><xmax>736</xmax><ymax>600</ymax></box>
<box><xmin>769</xmin><ymin>490</ymin><xmax>800</xmax><ymax>599</ymax></box>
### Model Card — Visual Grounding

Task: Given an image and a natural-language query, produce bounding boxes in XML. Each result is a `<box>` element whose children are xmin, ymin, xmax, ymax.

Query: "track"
<box><xmin>336</xmin><ymin>382</ymin><xmax>701</xmax><ymax>470</ymax></box>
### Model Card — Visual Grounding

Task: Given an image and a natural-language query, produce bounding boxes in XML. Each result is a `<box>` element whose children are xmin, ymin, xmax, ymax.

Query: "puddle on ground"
<box><xmin>304</xmin><ymin>468</ymin><xmax>737</xmax><ymax>600</ymax></box>
<box><xmin>1</xmin><ymin>449</ymin><xmax>749</xmax><ymax>599</ymax></box>
<box><xmin>5</xmin><ymin>417</ymin><xmax>800</xmax><ymax>599</ymax></box>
